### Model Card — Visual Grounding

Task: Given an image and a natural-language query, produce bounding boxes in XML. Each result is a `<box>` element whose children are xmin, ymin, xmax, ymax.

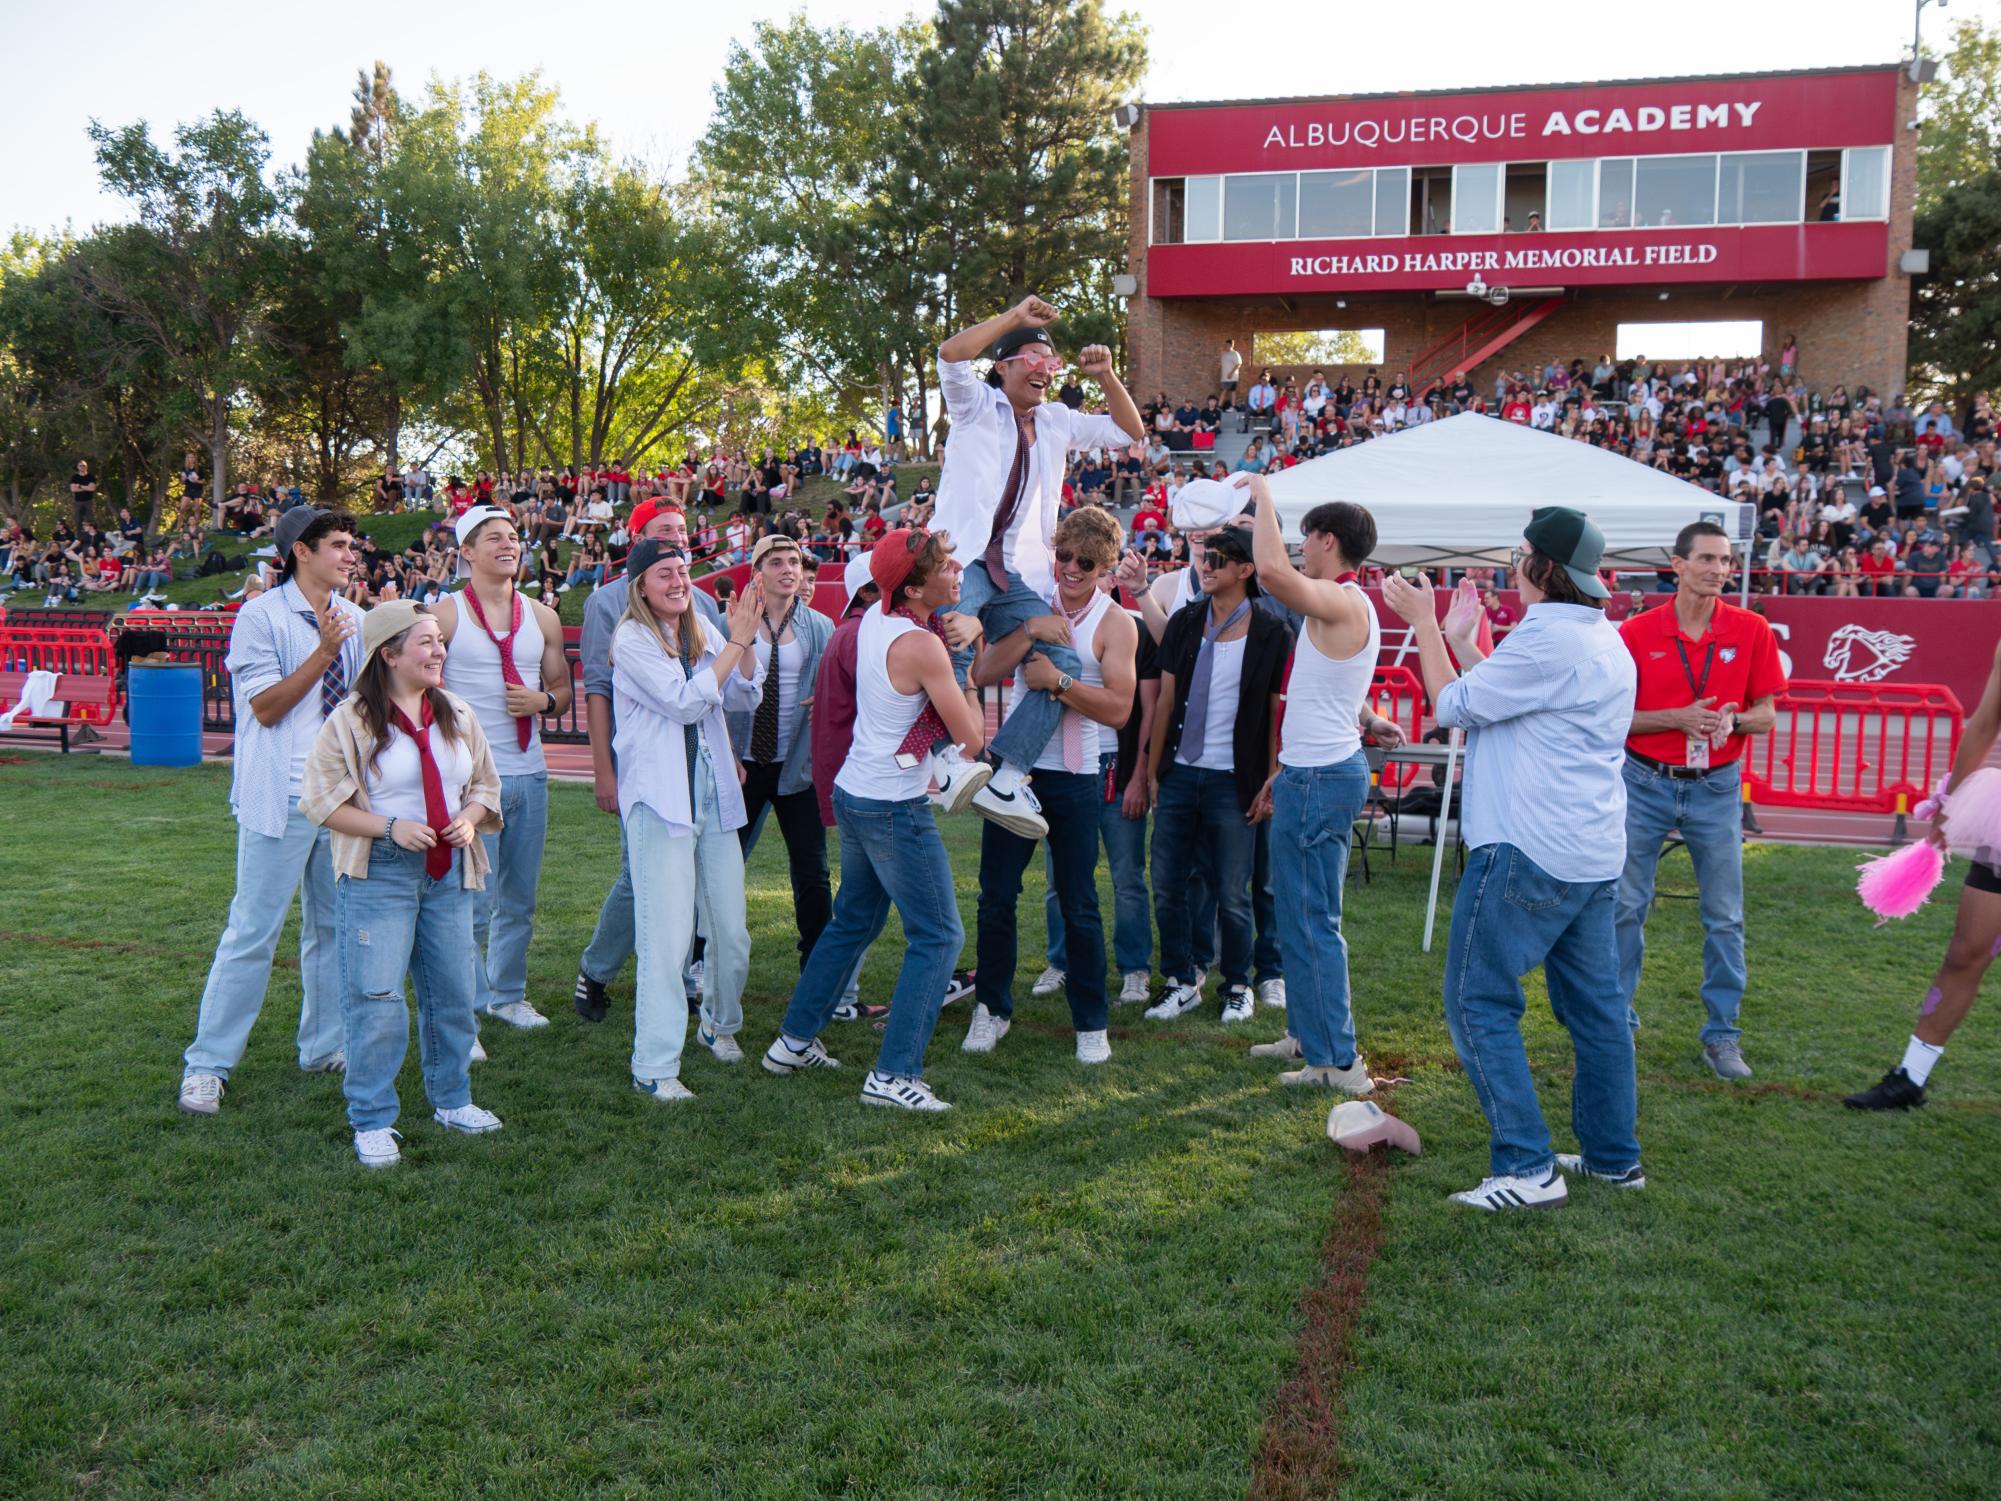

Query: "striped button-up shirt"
<box><xmin>225</xmin><ymin>580</ymin><xmax>366</xmax><ymax>838</ymax></box>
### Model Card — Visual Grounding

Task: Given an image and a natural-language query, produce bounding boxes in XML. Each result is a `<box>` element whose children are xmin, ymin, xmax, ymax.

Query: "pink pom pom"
<box><xmin>1943</xmin><ymin>768</ymin><xmax>2001</xmax><ymax>859</ymax></box>
<box><xmin>1856</xmin><ymin>840</ymin><xmax>1946</xmax><ymax>922</ymax></box>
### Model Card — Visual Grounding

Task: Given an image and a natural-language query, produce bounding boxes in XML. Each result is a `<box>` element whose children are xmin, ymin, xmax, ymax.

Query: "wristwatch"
<box><xmin>1056</xmin><ymin>672</ymin><xmax>1074</xmax><ymax>696</ymax></box>
<box><xmin>543</xmin><ymin>690</ymin><xmax>556</xmax><ymax>714</ymax></box>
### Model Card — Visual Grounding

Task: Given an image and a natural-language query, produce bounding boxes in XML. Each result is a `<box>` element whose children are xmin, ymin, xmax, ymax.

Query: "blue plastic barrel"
<box><xmin>127</xmin><ymin>661</ymin><xmax>203</xmax><ymax>768</ymax></box>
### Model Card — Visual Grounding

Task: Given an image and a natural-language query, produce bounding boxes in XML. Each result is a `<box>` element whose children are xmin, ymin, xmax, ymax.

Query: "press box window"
<box><xmin>1224</xmin><ymin>173</ymin><xmax>1297</xmax><ymax>241</ymax></box>
<box><xmin>1635</xmin><ymin>155</ymin><xmax>1716</xmax><ymax>228</ymax></box>
<box><xmin>1545</xmin><ymin>159</ymin><xmax>1595</xmax><ymax>230</ymax></box>
<box><xmin>1717</xmin><ymin>152</ymin><xmax>1803</xmax><ymax>225</ymax></box>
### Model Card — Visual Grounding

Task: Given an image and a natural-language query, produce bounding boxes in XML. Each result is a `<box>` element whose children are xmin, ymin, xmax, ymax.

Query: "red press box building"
<box><xmin>1124</xmin><ymin>66</ymin><xmax>1920</xmax><ymax>399</ymax></box>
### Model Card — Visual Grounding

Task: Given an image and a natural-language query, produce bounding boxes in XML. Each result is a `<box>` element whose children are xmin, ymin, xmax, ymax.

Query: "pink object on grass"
<box><xmin>1328</xmin><ymin>1100</ymin><xmax>1422</xmax><ymax>1156</ymax></box>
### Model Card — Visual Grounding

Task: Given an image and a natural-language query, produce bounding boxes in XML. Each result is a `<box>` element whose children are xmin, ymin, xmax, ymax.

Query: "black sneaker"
<box><xmin>1843</xmin><ymin>1067</ymin><xmax>1927</xmax><ymax>1111</ymax></box>
<box><xmin>573</xmin><ymin>968</ymin><xmax>609</xmax><ymax>1023</ymax></box>
<box><xmin>942</xmin><ymin>970</ymin><xmax>976</xmax><ymax>1007</ymax></box>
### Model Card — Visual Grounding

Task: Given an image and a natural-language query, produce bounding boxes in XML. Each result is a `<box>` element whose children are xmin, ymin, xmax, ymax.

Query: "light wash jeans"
<box><xmin>473</xmin><ymin>771</ymin><xmax>548</xmax><ymax>1014</ymax></box>
<box><xmin>625</xmin><ymin>759</ymin><xmax>750</xmax><ymax>1081</ymax></box>
<box><xmin>580</xmin><ymin>814</ymin><xmax>637</xmax><ymax>986</ymax></box>
<box><xmin>1270</xmin><ymin>754</ymin><xmax>1370</xmax><ymax>1068</ymax></box>
<box><xmin>780</xmin><ymin>788</ymin><xmax>961</xmax><ymax>1079</ymax></box>
<box><xmin>1045</xmin><ymin>756</ymin><xmax>1153</xmax><ymax>976</ymax></box>
<box><xmin>336</xmin><ymin>842</ymin><xmax>479</xmax><ymax>1132</ymax></box>
<box><xmin>1443</xmin><ymin>843</ymin><xmax>1640</xmax><ymax>1180</ymax></box>
<box><xmin>944</xmin><ymin>562</ymin><xmax>1080</xmax><ymax>770</ymax></box>
<box><xmin>183</xmin><ymin>797</ymin><xmax>345</xmax><ymax>1079</ymax></box>
<box><xmin>1614</xmin><ymin>757</ymin><xmax>1747</xmax><ymax>1043</ymax></box>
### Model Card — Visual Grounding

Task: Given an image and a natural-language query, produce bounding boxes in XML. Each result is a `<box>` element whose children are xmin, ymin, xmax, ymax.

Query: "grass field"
<box><xmin>2</xmin><ymin>756</ymin><xmax>1997</xmax><ymax>1500</ymax></box>
<box><xmin>27</xmin><ymin>467</ymin><xmax>942</xmax><ymax>629</ymax></box>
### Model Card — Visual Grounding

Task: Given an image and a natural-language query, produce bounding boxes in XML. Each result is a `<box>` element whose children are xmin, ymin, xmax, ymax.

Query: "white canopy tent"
<box><xmin>1259</xmin><ymin>412</ymin><xmax>1755</xmax><ymax>571</ymax></box>
<box><xmin>1257</xmin><ymin>413</ymin><xmax>1754</xmax><ymax>950</ymax></box>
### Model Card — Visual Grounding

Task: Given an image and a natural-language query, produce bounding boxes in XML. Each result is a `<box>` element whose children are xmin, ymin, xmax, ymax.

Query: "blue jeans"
<box><xmin>1151</xmin><ymin>764</ymin><xmax>1256</xmax><ymax>988</ymax></box>
<box><xmin>183</xmin><ymin>797</ymin><xmax>345</xmax><ymax>1078</ymax></box>
<box><xmin>944</xmin><ymin>563</ymin><xmax>1081</xmax><ymax>770</ymax></box>
<box><xmin>1046</xmin><ymin>760</ymin><xmax>1153</xmax><ymax>976</ymax></box>
<box><xmin>978</xmin><ymin>763</ymin><xmax>1108</xmax><ymax>1032</ymax></box>
<box><xmin>626</xmin><ymin>760</ymin><xmax>750</xmax><ymax>1080</ymax></box>
<box><xmin>1271</xmin><ymin>755</ymin><xmax>1370</xmax><ymax>1068</ymax></box>
<box><xmin>582</xmin><ymin>814</ymin><xmax>636</xmax><ymax>985</ymax></box>
<box><xmin>781</xmin><ymin>789</ymin><xmax>962</xmax><ymax>1079</ymax></box>
<box><xmin>335</xmin><ymin>842</ymin><xmax>479</xmax><ymax>1132</ymax></box>
<box><xmin>474</xmin><ymin>771</ymin><xmax>548</xmax><ymax>1014</ymax></box>
<box><xmin>1443</xmin><ymin>843</ymin><xmax>1640</xmax><ymax>1179</ymax></box>
<box><xmin>1614</xmin><ymin>758</ymin><xmax>1747</xmax><ymax>1043</ymax></box>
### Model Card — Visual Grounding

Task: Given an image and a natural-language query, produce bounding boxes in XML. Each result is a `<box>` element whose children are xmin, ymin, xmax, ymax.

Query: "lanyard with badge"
<box><xmin>1677</xmin><ymin>639</ymin><xmax>1715</xmax><ymax>769</ymax></box>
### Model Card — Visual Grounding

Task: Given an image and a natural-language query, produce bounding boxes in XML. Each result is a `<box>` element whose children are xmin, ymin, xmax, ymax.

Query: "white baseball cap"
<box><xmin>1171</xmin><ymin>474</ymin><xmax>1251</xmax><ymax>531</ymax></box>
<box><xmin>843</xmin><ymin>554</ymin><xmax>875</xmax><ymax>606</ymax></box>
<box><xmin>453</xmin><ymin>504</ymin><xmax>513</xmax><ymax>548</ymax></box>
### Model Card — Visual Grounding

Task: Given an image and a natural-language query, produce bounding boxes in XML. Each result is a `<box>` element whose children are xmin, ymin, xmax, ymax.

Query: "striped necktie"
<box><xmin>301</xmin><ymin>604</ymin><xmax>348</xmax><ymax>716</ymax></box>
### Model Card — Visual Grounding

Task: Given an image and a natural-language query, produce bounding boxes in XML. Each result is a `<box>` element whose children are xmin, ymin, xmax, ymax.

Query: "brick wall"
<box><xmin>1123</xmin><ymin>73</ymin><xmax>1919</xmax><ymax>402</ymax></box>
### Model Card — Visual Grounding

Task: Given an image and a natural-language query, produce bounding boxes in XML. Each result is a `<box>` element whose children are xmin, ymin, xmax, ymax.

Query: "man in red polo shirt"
<box><xmin>1615</xmin><ymin>519</ymin><xmax>1786</xmax><ymax>1082</ymax></box>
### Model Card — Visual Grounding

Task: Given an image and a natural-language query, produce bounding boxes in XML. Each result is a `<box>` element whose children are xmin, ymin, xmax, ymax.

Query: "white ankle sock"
<box><xmin>989</xmin><ymin>763</ymin><xmax>1025</xmax><ymax>795</ymax></box>
<box><xmin>1900</xmin><ymin>1034</ymin><xmax>1944</xmax><ymax>1087</ymax></box>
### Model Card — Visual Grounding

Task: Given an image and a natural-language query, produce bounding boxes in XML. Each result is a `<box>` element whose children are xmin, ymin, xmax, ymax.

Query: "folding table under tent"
<box><xmin>1259</xmin><ymin>413</ymin><xmax>1757</xmax><ymax>951</ymax></box>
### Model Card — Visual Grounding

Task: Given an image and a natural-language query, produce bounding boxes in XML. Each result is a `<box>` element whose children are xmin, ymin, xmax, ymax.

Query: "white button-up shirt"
<box><xmin>1434</xmin><ymin>602</ymin><xmax>1637</xmax><ymax>884</ymax></box>
<box><xmin>934</xmin><ymin>354</ymin><xmax>1140</xmax><ymax>598</ymax></box>
<box><xmin>224</xmin><ymin>579</ymin><xmax>366</xmax><ymax>839</ymax></box>
<box><xmin>610</xmin><ymin>616</ymin><xmax>763</xmax><ymax>835</ymax></box>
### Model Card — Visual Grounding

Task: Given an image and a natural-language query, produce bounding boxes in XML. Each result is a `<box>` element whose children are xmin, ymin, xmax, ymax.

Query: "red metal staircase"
<box><xmin>1408</xmin><ymin>295</ymin><xmax>1568</xmax><ymax>391</ymax></box>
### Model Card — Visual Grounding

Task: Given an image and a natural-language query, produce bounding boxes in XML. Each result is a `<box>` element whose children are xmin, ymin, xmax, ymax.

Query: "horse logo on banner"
<box><xmin>1823</xmin><ymin>623</ymin><xmax>1918</xmax><ymax>684</ymax></box>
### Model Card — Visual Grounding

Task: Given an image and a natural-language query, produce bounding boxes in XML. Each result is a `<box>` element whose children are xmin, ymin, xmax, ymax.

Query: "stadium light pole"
<box><xmin>1912</xmin><ymin>0</ymin><xmax>1946</xmax><ymax>82</ymax></box>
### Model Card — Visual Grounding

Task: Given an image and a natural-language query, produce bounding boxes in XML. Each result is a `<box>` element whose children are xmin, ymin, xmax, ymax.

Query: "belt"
<box><xmin>1627</xmin><ymin>750</ymin><xmax>1722</xmax><ymax>781</ymax></box>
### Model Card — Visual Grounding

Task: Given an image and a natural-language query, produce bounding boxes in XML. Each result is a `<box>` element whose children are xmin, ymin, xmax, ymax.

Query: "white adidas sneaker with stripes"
<box><xmin>1448</xmin><ymin>1168</ymin><xmax>1569</xmax><ymax>1212</ymax></box>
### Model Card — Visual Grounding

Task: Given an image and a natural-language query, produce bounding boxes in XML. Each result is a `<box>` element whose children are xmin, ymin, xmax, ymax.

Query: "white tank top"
<box><xmin>1279</xmin><ymin>581</ymin><xmax>1379</xmax><ymax>769</ymax></box>
<box><xmin>443</xmin><ymin>587</ymin><xmax>547</xmax><ymax>776</ymax></box>
<box><xmin>1007</xmin><ymin>588</ymin><xmax>1113</xmax><ymax>774</ymax></box>
<box><xmin>836</xmin><ymin>608</ymin><xmax>933</xmax><ymax>802</ymax></box>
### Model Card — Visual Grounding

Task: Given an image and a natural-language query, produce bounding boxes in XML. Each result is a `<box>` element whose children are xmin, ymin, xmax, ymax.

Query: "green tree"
<box><xmin>1918</xmin><ymin>19</ymin><xmax>2001</xmax><ymax>215</ymax></box>
<box><xmin>1253</xmin><ymin>329</ymin><xmax>1382</xmax><ymax>370</ymax></box>
<box><xmin>1909</xmin><ymin>168</ymin><xmax>2001</xmax><ymax>411</ymax></box>
<box><xmin>81</xmin><ymin>110</ymin><xmax>283</xmax><ymax>526</ymax></box>
<box><xmin>909</xmin><ymin>0</ymin><xmax>1146</xmax><ymax>321</ymax></box>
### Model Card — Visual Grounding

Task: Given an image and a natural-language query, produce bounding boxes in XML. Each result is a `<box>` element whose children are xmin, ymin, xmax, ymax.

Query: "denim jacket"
<box><xmin>725</xmin><ymin>602</ymin><xmax>833</xmax><ymax>797</ymax></box>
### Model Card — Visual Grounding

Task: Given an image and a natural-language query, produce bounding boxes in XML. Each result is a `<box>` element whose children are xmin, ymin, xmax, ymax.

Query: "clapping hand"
<box><xmin>1381</xmin><ymin>569</ymin><xmax>1435</xmax><ymax>625</ymax></box>
<box><xmin>726</xmin><ymin>577</ymin><xmax>765</xmax><ymax>645</ymax></box>
<box><xmin>1442</xmin><ymin>579</ymin><xmax>1484</xmax><ymax>643</ymax></box>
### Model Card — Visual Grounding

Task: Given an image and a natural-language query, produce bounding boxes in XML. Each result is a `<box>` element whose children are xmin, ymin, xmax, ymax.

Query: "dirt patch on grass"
<box><xmin>1247</xmin><ymin>1134</ymin><xmax>1396</xmax><ymax>1500</ymax></box>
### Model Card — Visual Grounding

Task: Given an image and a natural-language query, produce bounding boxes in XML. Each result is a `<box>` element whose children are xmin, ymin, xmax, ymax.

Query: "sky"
<box><xmin>3</xmin><ymin>0</ymin><xmax>1991</xmax><ymax>239</ymax></box>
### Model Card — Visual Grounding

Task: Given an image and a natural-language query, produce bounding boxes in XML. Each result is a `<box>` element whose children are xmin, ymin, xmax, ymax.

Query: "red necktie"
<box><xmin>389</xmin><ymin>699</ymin><xmax>455</xmax><ymax>881</ymax></box>
<box><xmin>462</xmin><ymin>586</ymin><xmax>533</xmax><ymax>750</ymax></box>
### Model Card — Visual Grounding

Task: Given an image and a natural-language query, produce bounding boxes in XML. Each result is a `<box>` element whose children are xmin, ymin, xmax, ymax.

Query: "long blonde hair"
<box><xmin>612</xmin><ymin>563</ymin><xmax>713</xmax><ymax>674</ymax></box>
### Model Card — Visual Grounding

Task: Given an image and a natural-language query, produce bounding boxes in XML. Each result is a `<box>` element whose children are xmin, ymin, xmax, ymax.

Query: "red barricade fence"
<box><xmin>1367</xmin><ymin>665</ymin><xmax>1426</xmax><ymax>789</ymax></box>
<box><xmin>0</xmin><ymin>626</ymin><xmax>121</xmax><ymax>722</ymax></box>
<box><xmin>1741</xmin><ymin>680</ymin><xmax>1963</xmax><ymax>815</ymax></box>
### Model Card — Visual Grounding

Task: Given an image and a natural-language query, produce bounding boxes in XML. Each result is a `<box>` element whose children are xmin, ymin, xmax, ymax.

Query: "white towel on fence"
<box><xmin>0</xmin><ymin>669</ymin><xmax>63</xmax><ymax>730</ymax></box>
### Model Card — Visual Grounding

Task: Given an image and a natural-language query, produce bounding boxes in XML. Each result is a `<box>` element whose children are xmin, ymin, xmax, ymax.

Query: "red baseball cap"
<box><xmin>870</xmin><ymin>528</ymin><xmax>930</xmax><ymax>611</ymax></box>
<box><xmin>628</xmin><ymin>499</ymin><xmax>683</xmax><ymax>539</ymax></box>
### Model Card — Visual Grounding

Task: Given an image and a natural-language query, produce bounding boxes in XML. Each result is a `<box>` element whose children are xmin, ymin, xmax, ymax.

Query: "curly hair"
<box><xmin>1051</xmin><ymin>506</ymin><xmax>1123</xmax><ymax>572</ymax></box>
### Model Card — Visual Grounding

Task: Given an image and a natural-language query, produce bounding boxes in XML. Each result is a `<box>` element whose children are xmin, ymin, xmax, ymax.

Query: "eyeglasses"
<box><xmin>1203</xmin><ymin>549</ymin><xmax>1246</xmax><ymax>570</ymax></box>
<box><xmin>1052</xmin><ymin>548</ymin><xmax>1100</xmax><ymax>572</ymax></box>
<box><xmin>1005</xmin><ymin>348</ymin><xmax>1064</xmax><ymax>373</ymax></box>
<box><xmin>1509</xmin><ymin>547</ymin><xmax>1525</xmax><ymax>572</ymax></box>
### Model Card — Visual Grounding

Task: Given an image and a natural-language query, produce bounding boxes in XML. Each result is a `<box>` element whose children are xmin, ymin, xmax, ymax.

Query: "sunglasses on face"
<box><xmin>1006</xmin><ymin>348</ymin><xmax>1063</xmax><ymax>373</ymax></box>
<box><xmin>1052</xmin><ymin>548</ymin><xmax>1099</xmax><ymax>572</ymax></box>
<box><xmin>1203</xmin><ymin>550</ymin><xmax>1246</xmax><ymax>570</ymax></box>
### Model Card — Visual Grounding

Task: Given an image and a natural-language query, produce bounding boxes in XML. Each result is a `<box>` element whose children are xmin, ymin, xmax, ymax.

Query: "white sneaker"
<box><xmin>485</xmin><ymin>1000</ymin><xmax>549</xmax><ymax>1030</ymax></box>
<box><xmin>962</xmin><ymin>1004</ymin><xmax>1011</xmax><ymax>1053</ymax></box>
<box><xmin>354</xmin><ymin>1127</ymin><xmax>402</xmax><ymax>1168</ymax></box>
<box><xmin>469</xmin><ymin>1036</ymin><xmax>487</xmax><ymax>1064</ymax></box>
<box><xmin>683</xmin><ymin>960</ymin><xmax>705</xmax><ymax>996</ymax></box>
<box><xmin>301</xmin><ymin>1049</ymin><xmax>346</xmax><ymax>1074</ymax></box>
<box><xmin>1449</xmin><ymin>1168</ymin><xmax>1570</xmax><ymax>1212</ymax></box>
<box><xmin>1554</xmin><ymin>1154</ymin><xmax>1647</xmax><ymax>1189</ymax></box>
<box><xmin>931</xmin><ymin>755</ymin><xmax>994</xmax><ymax>814</ymax></box>
<box><xmin>1248</xmin><ymin>1033</ymin><xmax>1303</xmax><ymax>1060</ymax></box>
<box><xmin>633</xmin><ymin>1075</ymin><xmax>696</xmax><ymax>1102</ymax></box>
<box><xmin>433</xmin><ymin>1102</ymin><xmax>504</xmax><ymax>1134</ymax></box>
<box><xmin>972</xmin><ymin>780</ymin><xmax>1048</xmax><ymax>839</ymax></box>
<box><xmin>1219</xmin><ymin>985</ymin><xmax>1256</xmax><ymax>1024</ymax></box>
<box><xmin>699</xmin><ymin>1027</ymin><xmax>744</xmax><ymax>1063</ymax></box>
<box><xmin>177</xmin><ymin>1074</ymin><xmax>224</xmax><ymax>1116</ymax></box>
<box><xmin>1075</xmin><ymin>1029</ymin><xmax>1111</xmax><ymax>1065</ymax></box>
<box><xmin>763</xmin><ymin>1034</ymin><xmax>841</xmax><ymax>1074</ymax></box>
<box><xmin>1031</xmin><ymin>965</ymin><xmax>1065</xmax><ymax>996</ymax></box>
<box><xmin>1258</xmin><ymin>978</ymin><xmax>1287</xmax><ymax>1011</ymax></box>
<box><xmin>1279</xmin><ymin>1058</ymin><xmax>1374</xmax><ymax>1095</ymax></box>
<box><xmin>1144</xmin><ymin>983</ymin><xmax>1204</xmax><ymax>1020</ymax></box>
<box><xmin>860</xmin><ymin>1070</ymin><xmax>952</xmax><ymax>1112</ymax></box>
<box><xmin>1118</xmin><ymin>970</ymin><xmax>1152</xmax><ymax>1005</ymax></box>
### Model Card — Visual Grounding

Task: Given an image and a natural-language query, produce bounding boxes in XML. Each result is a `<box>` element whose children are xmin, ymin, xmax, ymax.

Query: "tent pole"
<box><xmin>1422</xmin><ymin>729</ymin><xmax>1463</xmax><ymax>953</ymax></box>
